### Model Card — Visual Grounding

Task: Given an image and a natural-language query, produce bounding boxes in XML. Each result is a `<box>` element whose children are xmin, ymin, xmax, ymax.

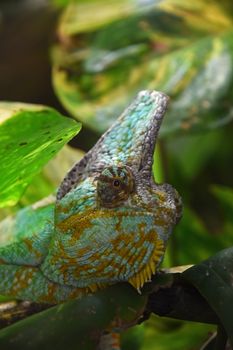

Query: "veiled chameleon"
<box><xmin>0</xmin><ymin>90</ymin><xmax>182</xmax><ymax>307</ymax></box>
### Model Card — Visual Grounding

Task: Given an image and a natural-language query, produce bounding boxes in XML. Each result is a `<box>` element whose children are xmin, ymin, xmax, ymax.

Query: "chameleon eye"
<box><xmin>113</xmin><ymin>179</ymin><xmax>120</xmax><ymax>187</ymax></box>
<box><xmin>97</xmin><ymin>165</ymin><xmax>134</xmax><ymax>208</ymax></box>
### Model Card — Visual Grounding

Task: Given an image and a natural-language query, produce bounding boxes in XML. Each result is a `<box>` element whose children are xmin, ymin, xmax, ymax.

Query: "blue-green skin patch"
<box><xmin>0</xmin><ymin>91</ymin><xmax>182</xmax><ymax>304</ymax></box>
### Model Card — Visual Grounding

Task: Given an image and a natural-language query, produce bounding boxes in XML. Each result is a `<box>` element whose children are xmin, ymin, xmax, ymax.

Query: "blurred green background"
<box><xmin>0</xmin><ymin>0</ymin><xmax>233</xmax><ymax>348</ymax></box>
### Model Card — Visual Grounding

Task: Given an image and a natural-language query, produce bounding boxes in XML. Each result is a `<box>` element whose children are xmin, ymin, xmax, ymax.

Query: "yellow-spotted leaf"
<box><xmin>52</xmin><ymin>0</ymin><xmax>233</xmax><ymax>134</ymax></box>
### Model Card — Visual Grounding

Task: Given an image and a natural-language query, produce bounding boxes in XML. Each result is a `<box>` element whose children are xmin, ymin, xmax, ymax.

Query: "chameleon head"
<box><xmin>96</xmin><ymin>163</ymin><xmax>182</xmax><ymax>219</ymax></box>
<box><xmin>44</xmin><ymin>90</ymin><xmax>182</xmax><ymax>291</ymax></box>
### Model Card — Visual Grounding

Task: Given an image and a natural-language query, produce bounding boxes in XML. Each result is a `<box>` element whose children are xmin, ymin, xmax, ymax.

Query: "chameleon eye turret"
<box><xmin>0</xmin><ymin>90</ymin><xmax>182</xmax><ymax>306</ymax></box>
<box><xmin>96</xmin><ymin>165</ymin><xmax>134</xmax><ymax>208</ymax></box>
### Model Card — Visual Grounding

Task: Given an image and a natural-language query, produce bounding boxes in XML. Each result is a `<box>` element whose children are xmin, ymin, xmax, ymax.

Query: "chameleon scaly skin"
<box><xmin>0</xmin><ymin>90</ymin><xmax>182</xmax><ymax>304</ymax></box>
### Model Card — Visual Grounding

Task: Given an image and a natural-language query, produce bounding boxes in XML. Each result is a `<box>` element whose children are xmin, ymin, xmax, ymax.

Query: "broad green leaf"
<box><xmin>19</xmin><ymin>145</ymin><xmax>84</xmax><ymax>207</ymax></box>
<box><xmin>0</xmin><ymin>284</ymin><xmax>146</xmax><ymax>350</ymax></box>
<box><xmin>0</xmin><ymin>103</ymin><xmax>81</xmax><ymax>207</ymax></box>
<box><xmin>57</xmin><ymin>0</ymin><xmax>231</xmax><ymax>41</ymax></box>
<box><xmin>0</xmin><ymin>145</ymin><xmax>84</xmax><ymax>220</ymax></box>
<box><xmin>52</xmin><ymin>0</ymin><xmax>233</xmax><ymax>134</ymax></box>
<box><xmin>183</xmin><ymin>248</ymin><xmax>233</xmax><ymax>344</ymax></box>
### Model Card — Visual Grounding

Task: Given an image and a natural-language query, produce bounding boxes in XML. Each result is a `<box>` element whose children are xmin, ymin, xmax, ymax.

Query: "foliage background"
<box><xmin>0</xmin><ymin>0</ymin><xmax>233</xmax><ymax>349</ymax></box>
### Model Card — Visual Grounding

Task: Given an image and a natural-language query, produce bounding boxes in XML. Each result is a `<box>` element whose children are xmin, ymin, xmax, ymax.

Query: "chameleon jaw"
<box><xmin>128</xmin><ymin>239</ymin><xmax>164</xmax><ymax>292</ymax></box>
<box><xmin>75</xmin><ymin>239</ymin><xmax>165</xmax><ymax>297</ymax></box>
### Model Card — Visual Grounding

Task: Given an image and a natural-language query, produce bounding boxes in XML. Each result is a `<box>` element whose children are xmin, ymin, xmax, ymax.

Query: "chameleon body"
<box><xmin>0</xmin><ymin>90</ymin><xmax>182</xmax><ymax>305</ymax></box>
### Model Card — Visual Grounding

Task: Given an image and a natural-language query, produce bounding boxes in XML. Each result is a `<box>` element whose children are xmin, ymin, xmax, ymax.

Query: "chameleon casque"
<box><xmin>0</xmin><ymin>90</ymin><xmax>182</xmax><ymax>324</ymax></box>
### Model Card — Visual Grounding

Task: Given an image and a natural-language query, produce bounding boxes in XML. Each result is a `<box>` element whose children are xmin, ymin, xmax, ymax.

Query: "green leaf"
<box><xmin>153</xmin><ymin>143</ymin><xmax>164</xmax><ymax>183</ymax></box>
<box><xmin>52</xmin><ymin>0</ymin><xmax>233</xmax><ymax>134</ymax></box>
<box><xmin>0</xmin><ymin>145</ymin><xmax>84</xmax><ymax>220</ymax></box>
<box><xmin>122</xmin><ymin>324</ymin><xmax>145</xmax><ymax>350</ymax></box>
<box><xmin>183</xmin><ymin>247</ymin><xmax>233</xmax><ymax>344</ymax></box>
<box><xmin>141</xmin><ymin>316</ymin><xmax>214</xmax><ymax>350</ymax></box>
<box><xmin>164</xmin><ymin>207</ymin><xmax>228</xmax><ymax>266</ymax></box>
<box><xmin>57</xmin><ymin>0</ymin><xmax>232</xmax><ymax>43</ymax></box>
<box><xmin>0</xmin><ymin>284</ymin><xmax>146</xmax><ymax>350</ymax></box>
<box><xmin>0</xmin><ymin>103</ymin><xmax>81</xmax><ymax>207</ymax></box>
<box><xmin>211</xmin><ymin>185</ymin><xmax>233</xmax><ymax>220</ymax></box>
<box><xmin>19</xmin><ymin>145</ymin><xmax>84</xmax><ymax>208</ymax></box>
<box><xmin>51</xmin><ymin>0</ymin><xmax>71</xmax><ymax>8</ymax></box>
<box><xmin>165</xmin><ymin>130</ymin><xmax>223</xmax><ymax>181</ymax></box>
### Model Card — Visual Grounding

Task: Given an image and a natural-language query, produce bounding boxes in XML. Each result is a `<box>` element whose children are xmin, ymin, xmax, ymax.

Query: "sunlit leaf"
<box><xmin>0</xmin><ymin>103</ymin><xmax>81</xmax><ymax>207</ymax></box>
<box><xmin>19</xmin><ymin>145</ymin><xmax>84</xmax><ymax>207</ymax></box>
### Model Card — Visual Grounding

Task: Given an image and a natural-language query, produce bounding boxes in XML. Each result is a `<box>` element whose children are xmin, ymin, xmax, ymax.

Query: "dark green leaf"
<box><xmin>183</xmin><ymin>247</ymin><xmax>233</xmax><ymax>344</ymax></box>
<box><xmin>141</xmin><ymin>316</ymin><xmax>214</xmax><ymax>350</ymax></box>
<box><xmin>0</xmin><ymin>284</ymin><xmax>146</xmax><ymax>350</ymax></box>
<box><xmin>163</xmin><ymin>207</ymin><xmax>228</xmax><ymax>266</ymax></box>
<box><xmin>211</xmin><ymin>185</ymin><xmax>233</xmax><ymax>220</ymax></box>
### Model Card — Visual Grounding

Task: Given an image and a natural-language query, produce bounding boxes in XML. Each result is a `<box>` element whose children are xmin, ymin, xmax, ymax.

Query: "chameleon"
<box><xmin>0</xmin><ymin>90</ymin><xmax>182</xmax><ymax>347</ymax></box>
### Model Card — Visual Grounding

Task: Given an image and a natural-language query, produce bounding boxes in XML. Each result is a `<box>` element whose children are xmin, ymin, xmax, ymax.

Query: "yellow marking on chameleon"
<box><xmin>128</xmin><ymin>238</ymin><xmax>164</xmax><ymax>291</ymax></box>
<box><xmin>127</xmin><ymin>248</ymin><xmax>139</xmax><ymax>269</ymax></box>
<box><xmin>68</xmin><ymin>287</ymin><xmax>88</xmax><ymax>300</ymax></box>
<box><xmin>23</xmin><ymin>237</ymin><xmax>43</xmax><ymax>259</ymax></box>
<box><xmin>58</xmin><ymin>208</ymin><xmax>159</xmax><ymax>236</ymax></box>
<box><xmin>11</xmin><ymin>267</ymin><xmax>36</xmax><ymax>295</ymax></box>
<box><xmin>41</xmin><ymin>282</ymin><xmax>58</xmax><ymax>304</ymax></box>
<box><xmin>58</xmin><ymin>212</ymin><xmax>94</xmax><ymax>236</ymax></box>
<box><xmin>160</xmin><ymin>207</ymin><xmax>174</xmax><ymax>216</ymax></box>
<box><xmin>49</xmin><ymin>242</ymin><xmax>69</xmax><ymax>266</ymax></box>
<box><xmin>155</xmin><ymin>190</ymin><xmax>166</xmax><ymax>201</ymax></box>
<box><xmin>88</xmin><ymin>284</ymin><xmax>98</xmax><ymax>292</ymax></box>
<box><xmin>52</xmin><ymin>211</ymin><xmax>166</xmax><ymax>294</ymax></box>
